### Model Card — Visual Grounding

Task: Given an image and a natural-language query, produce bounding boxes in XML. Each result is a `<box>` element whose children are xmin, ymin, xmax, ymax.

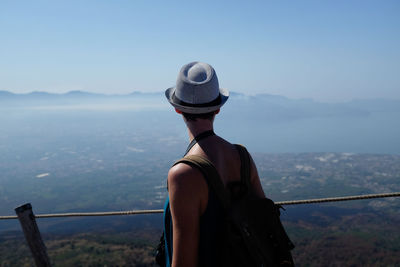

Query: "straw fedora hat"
<box><xmin>165</xmin><ymin>62</ymin><xmax>229</xmax><ymax>114</ymax></box>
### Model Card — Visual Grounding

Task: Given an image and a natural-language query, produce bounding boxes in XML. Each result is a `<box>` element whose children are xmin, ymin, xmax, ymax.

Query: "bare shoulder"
<box><xmin>168</xmin><ymin>162</ymin><xmax>205</xmax><ymax>189</ymax></box>
<box><xmin>168</xmin><ymin>163</ymin><xmax>208</xmax><ymax>209</ymax></box>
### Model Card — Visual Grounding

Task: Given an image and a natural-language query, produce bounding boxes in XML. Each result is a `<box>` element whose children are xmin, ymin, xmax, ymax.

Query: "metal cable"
<box><xmin>1</xmin><ymin>192</ymin><xmax>399</xmax><ymax>220</ymax></box>
<box><xmin>275</xmin><ymin>192</ymin><xmax>400</xmax><ymax>205</ymax></box>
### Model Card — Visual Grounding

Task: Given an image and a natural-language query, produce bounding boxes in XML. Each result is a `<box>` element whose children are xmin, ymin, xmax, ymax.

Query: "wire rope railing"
<box><xmin>1</xmin><ymin>192</ymin><xmax>399</xmax><ymax>220</ymax></box>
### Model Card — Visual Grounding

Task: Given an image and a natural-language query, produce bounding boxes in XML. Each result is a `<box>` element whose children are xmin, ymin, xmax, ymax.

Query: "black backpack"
<box><xmin>176</xmin><ymin>144</ymin><xmax>295</xmax><ymax>267</ymax></box>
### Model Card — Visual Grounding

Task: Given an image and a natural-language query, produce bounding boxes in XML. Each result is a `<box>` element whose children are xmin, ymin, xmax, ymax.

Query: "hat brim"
<box><xmin>165</xmin><ymin>87</ymin><xmax>229</xmax><ymax>114</ymax></box>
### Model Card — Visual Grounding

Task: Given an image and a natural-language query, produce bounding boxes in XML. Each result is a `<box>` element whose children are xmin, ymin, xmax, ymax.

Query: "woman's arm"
<box><xmin>167</xmin><ymin>163</ymin><xmax>207</xmax><ymax>267</ymax></box>
<box><xmin>249</xmin><ymin>153</ymin><xmax>266</xmax><ymax>198</ymax></box>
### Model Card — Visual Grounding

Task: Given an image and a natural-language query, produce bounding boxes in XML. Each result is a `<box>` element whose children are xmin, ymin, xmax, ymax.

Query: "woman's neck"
<box><xmin>185</xmin><ymin>120</ymin><xmax>214</xmax><ymax>142</ymax></box>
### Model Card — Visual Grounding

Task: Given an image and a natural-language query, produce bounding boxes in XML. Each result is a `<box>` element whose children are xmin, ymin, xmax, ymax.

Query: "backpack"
<box><xmin>175</xmin><ymin>144</ymin><xmax>295</xmax><ymax>267</ymax></box>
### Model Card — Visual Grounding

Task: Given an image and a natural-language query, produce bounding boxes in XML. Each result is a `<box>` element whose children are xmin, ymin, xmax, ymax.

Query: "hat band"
<box><xmin>172</xmin><ymin>92</ymin><xmax>222</xmax><ymax>108</ymax></box>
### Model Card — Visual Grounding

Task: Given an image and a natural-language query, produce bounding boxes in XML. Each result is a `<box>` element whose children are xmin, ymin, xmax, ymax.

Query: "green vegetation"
<box><xmin>2</xmin><ymin>215</ymin><xmax>400</xmax><ymax>267</ymax></box>
<box><xmin>0</xmin><ymin>233</ymin><xmax>158</xmax><ymax>267</ymax></box>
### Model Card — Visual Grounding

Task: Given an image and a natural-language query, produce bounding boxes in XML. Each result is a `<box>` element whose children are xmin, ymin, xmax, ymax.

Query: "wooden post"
<box><xmin>15</xmin><ymin>203</ymin><xmax>52</xmax><ymax>267</ymax></box>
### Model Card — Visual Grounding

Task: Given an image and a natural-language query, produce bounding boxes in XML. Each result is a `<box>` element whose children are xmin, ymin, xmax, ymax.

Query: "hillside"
<box><xmin>1</xmin><ymin>209</ymin><xmax>399</xmax><ymax>266</ymax></box>
<box><xmin>1</xmin><ymin>152</ymin><xmax>399</xmax><ymax>266</ymax></box>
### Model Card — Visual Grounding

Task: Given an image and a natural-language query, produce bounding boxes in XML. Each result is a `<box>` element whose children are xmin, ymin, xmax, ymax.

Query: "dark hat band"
<box><xmin>172</xmin><ymin>92</ymin><xmax>222</xmax><ymax>108</ymax></box>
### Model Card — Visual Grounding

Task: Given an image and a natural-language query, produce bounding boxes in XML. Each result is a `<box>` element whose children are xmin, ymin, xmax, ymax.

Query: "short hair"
<box><xmin>182</xmin><ymin>111</ymin><xmax>216</xmax><ymax>121</ymax></box>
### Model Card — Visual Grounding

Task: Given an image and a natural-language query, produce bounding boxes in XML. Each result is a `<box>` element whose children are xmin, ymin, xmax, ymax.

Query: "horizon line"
<box><xmin>1</xmin><ymin>89</ymin><xmax>400</xmax><ymax>103</ymax></box>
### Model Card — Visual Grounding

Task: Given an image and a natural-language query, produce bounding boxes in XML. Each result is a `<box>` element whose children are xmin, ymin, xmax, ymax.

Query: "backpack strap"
<box><xmin>173</xmin><ymin>155</ymin><xmax>230</xmax><ymax>210</ymax></box>
<box><xmin>184</xmin><ymin>130</ymin><xmax>215</xmax><ymax>156</ymax></box>
<box><xmin>234</xmin><ymin>144</ymin><xmax>252</xmax><ymax>189</ymax></box>
<box><xmin>172</xmin><ymin>145</ymin><xmax>252</xmax><ymax>209</ymax></box>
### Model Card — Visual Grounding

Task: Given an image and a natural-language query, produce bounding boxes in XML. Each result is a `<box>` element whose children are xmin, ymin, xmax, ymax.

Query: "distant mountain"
<box><xmin>0</xmin><ymin>90</ymin><xmax>18</xmax><ymax>99</ymax></box>
<box><xmin>64</xmin><ymin>90</ymin><xmax>105</xmax><ymax>97</ymax></box>
<box><xmin>129</xmin><ymin>91</ymin><xmax>164</xmax><ymax>97</ymax></box>
<box><xmin>0</xmin><ymin>90</ymin><xmax>161</xmax><ymax>97</ymax></box>
<box><xmin>350</xmin><ymin>98</ymin><xmax>400</xmax><ymax>112</ymax></box>
<box><xmin>0</xmin><ymin>90</ymin><xmax>109</xmax><ymax>98</ymax></box>
<box><xmin>1</xmin><ymin>90</ymin><xmax>399</xmax><ymax>116</ymax></box>
<box><xmin>0</xmin><ymin>90</ymin><xmax>133</xmax><ymax>107</ymax></box>
<box><xmin>0</xmin><ymin>90</ymin><xmax>14</xmax><ymax>96</ymax></box>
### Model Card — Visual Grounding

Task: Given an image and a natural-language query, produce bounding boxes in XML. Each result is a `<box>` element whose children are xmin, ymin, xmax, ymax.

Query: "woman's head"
<box><xmin>165</xmin><ymin>62</ymin><xmax>229</xmax><ymax>114</ymax></box>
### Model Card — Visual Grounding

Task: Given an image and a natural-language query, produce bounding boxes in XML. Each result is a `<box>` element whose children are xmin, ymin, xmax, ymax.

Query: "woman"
<box><xmin>163</xmin><ymin>62</ymin><xmax>265</xmax><ymax>267</ymax></box>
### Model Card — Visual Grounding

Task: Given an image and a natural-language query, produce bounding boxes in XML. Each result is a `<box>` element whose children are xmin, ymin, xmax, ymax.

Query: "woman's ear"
<box><xmin>215</xmin><ymin>109</ymin><xmax>220</xmax><ymax>115</ymax></box>
<box><xmin>175</xmin><ymin>108</ymin><xmax>182</xmax><ymax>114</ymax></box>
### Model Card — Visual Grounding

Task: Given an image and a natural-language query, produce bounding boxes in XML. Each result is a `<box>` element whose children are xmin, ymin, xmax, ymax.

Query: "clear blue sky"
<box><xmin>1</xmin><ymin>0</ymin><xmax>399</xmax><ymax>101</ymax></box>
